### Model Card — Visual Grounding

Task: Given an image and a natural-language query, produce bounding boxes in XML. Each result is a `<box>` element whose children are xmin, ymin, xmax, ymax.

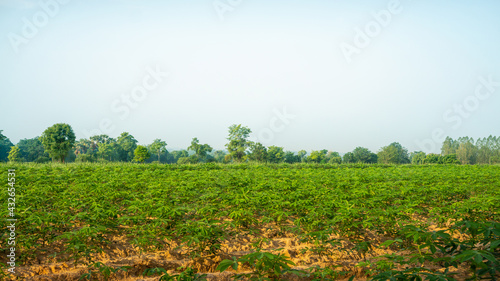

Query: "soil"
<box><xmin>2</xmin><ymin>223</ymin><xmax>472</xmax><ymax>281</ymax></box>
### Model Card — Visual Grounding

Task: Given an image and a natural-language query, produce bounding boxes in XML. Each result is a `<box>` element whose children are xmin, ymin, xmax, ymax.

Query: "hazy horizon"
<box><xmin>1</xmin><ymin>0</ymin><xmax>499</xmax><ymax>153</ymax></box>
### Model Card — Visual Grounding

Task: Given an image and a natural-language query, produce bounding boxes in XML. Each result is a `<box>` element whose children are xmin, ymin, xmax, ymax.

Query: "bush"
<box><xmin>34</xmin><ymin>156</ymin><xmax>51</xmax><ymax>163</ymax></box>
<box><xmin>75</xmin><ymin>154</ymin><xmax>96</xmax><ymax>163</ymax></box>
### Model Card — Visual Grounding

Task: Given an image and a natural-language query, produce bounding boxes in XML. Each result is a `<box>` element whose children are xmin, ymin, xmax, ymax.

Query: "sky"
<box><xmin>1</xmin><ymin>0</ymin><xmax>499</xmax><ymax>153</ymax></box>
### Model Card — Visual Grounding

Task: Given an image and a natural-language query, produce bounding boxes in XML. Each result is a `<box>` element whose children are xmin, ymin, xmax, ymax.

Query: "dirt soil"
<box><xmin>3</xmin><ymin>224</ymin><xmax>471</xmax><ymax>280</ymax></box>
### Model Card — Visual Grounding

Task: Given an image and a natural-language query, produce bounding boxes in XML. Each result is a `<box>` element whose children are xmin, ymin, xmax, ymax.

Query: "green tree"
<box><xmin>249</xmin><ymin>142</ymin><xmax>268</xmax><ymax>162</ymax></box>
<box><xmin>17</xmin><ymin>137</ymin><xmax>48</xmax><ymax>162</ymax></box>
<box><xmin>133</xmin><ymin>145</ymin><xmax>150</xmax><ymax>163</ymax></box>
<box><xmin>284</xmin><ymin>151</ymin><xmax>300</xmax><ymax>164</ymax></box>
<box><xmin>377</xmin><ymin>142</ymin><xmax>410</xmax><ymax>164</ymax></box>
<box><xmin>117</xmin><ymin>132</ymin><xmax>138</xmax><ymax>162</ymax></box>
<box><xmin>97</xmin><ymin>140</ymin><xmax>120</xmax><ymax>161</ymax></box>
<box><xmin>40</xmin><ymin>123</ymin><xmax>76</xmax><ymax>163</ymax></box>
<box><xmin>170</xmin><ymin>150</ymin><xmax>189</xmax><ymax>164</ymax></box>
<box><xmin>267</xmin><ymin>146</ymin><xmax>285</xmax><ymax>163</ymax></box>
<box><xmin>439</xmin><ymin>154</ymin><xmax>460</xmax><ymax>164</ymax></box>
<box><xmin>74</xmin><ymin>138</ymin><xmax>97</xmax><ymax>156</ymax></box>
<box><xmin>326</xmin><ymin>151</ymin><xmax>342</xmax><ymax>164</ymax></box>
<box><xmin>225</xmin><ymin>124</ymin><xmax>252</xmax><ymax>162</ymax></box>
<box><xmin>343</xmin><ymin>152</ymin><xmax>355</xmax><ymax>163</ymax></box>
<box><xmin>8</xmin><ymin>146</ymin><xmax>22</xmax><ymax>162</ymax></box>
<box><xmin>441</xmin><ymin>136</ymin><xmax>459</xmax><ymax>155</ymax></box>
<box><xmin>352</xmin><ymin>147</ymin><xmax>377</xmax><ymax>163</ymax></box>
<box><xmin>297</xmin><ymin>150</ymin><xmax>307</xmax><ymax>162</ymax></box>
<box><xmin>212</xmin><ymin>150</ymin><xmax>227</xmax><ymax>163</ymax></box>
<box><xmin>0</xmin><ymin>130</ymin><xmax>5</xmax><ymax>141</ymax></box>
<box><xmin>307</xmin><ymin>150</ymin><xmax>328</xmax><ymax>163</ymax></box>
<box><xmin>410</xmin><ymin>151</ymin><xmax>426</xmax><ymax>164</ymax></box>
<box><xmin>456</xmin><ymin>138</ymin><xmax>477</xmax><ymax>164</ymax></box>
<box><xmin>188</xmin><ymin>137</ymin><xmax>213</xmax><ymax>162</ymax></box>
<box><xmin>149</xmin><ymin>139</ymin><xmax>167</xmax><ymax>162</ymax></box>
<box><xmin>90</xmin><ymin>134</ymin><xmax>114</xmax><ymax>145</ymax></box>
<box><xmin>423</xmin><ymin>153</ymin><xmax>440</xmax><ymax>164</ymax></box>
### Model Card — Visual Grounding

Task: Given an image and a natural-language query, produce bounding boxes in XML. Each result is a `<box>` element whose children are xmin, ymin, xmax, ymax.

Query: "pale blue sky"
<box><xmin>1</xmin><ymin>0</ymin><xmax>499</xmax><ymax>153</ymax></box>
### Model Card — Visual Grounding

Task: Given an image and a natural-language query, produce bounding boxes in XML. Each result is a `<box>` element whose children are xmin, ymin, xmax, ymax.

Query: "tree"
<box><xmin>188</xmin><ymin>137</ymin><xmax>213</xmax><ymax>162</ymax></box>
<box><xmin>377</xmin><ymin>142</ymin><xmax>410</xmax><ymax>164</ymax></box>
<box><xmin>410</xmin><ymin>151</ymin><xmax>426</xmax><ymax>164</ymax></box>
<box><xmin>225</xmin><ymin>124</ymin><xmax>252</xmax><ymax>162</ymax></box>
<box><xmin>1</xmin><ymin>135</ymin><xmax>16</xmax><ymax>162</ymax></box>
<box><xmin>456</xmin><ymin>138</ymin><xmax>477</xmax><ymax>164</ymax></box>
<box><xmin>117</xmin><ymin>132</ymin><xmax>138</xmax><ymax>162</ymax></box>
<box><xmin>40</xmin><ymin>123</ymin><xmax>76</xmax><ymax>163</ymax></box>
<box><xmin>352</xmin><ymin>147</ymin><xmax>377</xmax><ymax>163</ymax></box>
<box><xmin>170</xmin><ymin>150</ymin><xmax>189</xmax><ymax>164</ymax></box>
<box><xmin>284</xmin><ymin>151</ymin><xmax>301</xmax><ymax>164</ymax></box>
<box><xmin>326</xmin><ymin>151</ymin><xmax>342</xmax><ymax>164</ymax></box>
<box><xmin>90</xmin><ymin>134</ymin><xmax>114</xmax><ymax>145</ymax></box>
<box><xmin>423</xmin><ymin>153</ymin><xmax>440</xmax><ymax>164</ymax></box>
<box><xmin>0</xmin><ymin>130</ymin><xmax>5</xmax><ymax>141</ymax></box>
<box><xmin>249</xmin><ymin>142</ymin><xmax>267</xmax><ymax>162</ymax></box>
<box><xmin>307</xmin><ymin>150</ymin><xmax>328</xmax><ymax>163</ymax></box>
<box><xmin>439</xmin><ymin>154</ymin><xmax>460</xmax><ymax>164</ymax></box>
<box><xmin>297</xmin><ymin>150</ymin><xmax>307</xmax><ymax>162</ymax></box>
<box><xmin>74</xmin><ymin>138</ymin><xmax>97</xmax><ymax>156</ymax></box>
<box><xmin>267</xmin><ymin>146</ymin><xmax>285</xmax><ymax>163</ymax></box>
<box><xmin>212</xmin><ymin>150</ymin><xmax>227</xmax><ymax>163</ymax></box>
<box><xmin>343</xmin><ymin>152</ymin><xmax>355</xmax><ymax>163</ymax></box>
<box><xmin>8</xmin><ymin>146</ymin><xmax>22</xmax><ymax>162</ymax></box>
<box><xmin>149</xmin><ymin>139</ymin><xmax>167</xmax><ymax>162</ymax></box>
<box><xmin>133</xmin><ymin>145</ymin><xmax>150</xmax><ymax>163</ymax></box>
<box><xmin>441</xmin><ymin>137</ymin><xmax>459</xmax><ymax>156</ymax></box>
<box><xmin>17</xmin><ymin>137</ymin><xmax>48</xmax><ymax>162</ymax></box>
<box><xmin>97</xmin><ymin>140</ymin><xmax>120</xmax><ymax>161</ymax></box>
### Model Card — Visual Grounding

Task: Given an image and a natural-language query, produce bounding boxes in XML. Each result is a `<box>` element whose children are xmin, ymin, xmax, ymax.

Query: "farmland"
<box><xmin>1</xmin><ymin>163</ymin><xmax>499</xmax><ymax>280</ymax></box>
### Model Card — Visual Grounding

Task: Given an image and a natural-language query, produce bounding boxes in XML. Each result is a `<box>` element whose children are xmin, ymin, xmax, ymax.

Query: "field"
<box><xmin>0</xmin><ymin>163</ymin><xmax>499</xmax><ymax>280</ymax></box>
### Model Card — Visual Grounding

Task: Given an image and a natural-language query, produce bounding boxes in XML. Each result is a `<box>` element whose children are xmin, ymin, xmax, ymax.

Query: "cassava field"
<box><xmin>0</xmin><ymin>163</ymin><xmax>499</xmax><ymax>281</ymax></box>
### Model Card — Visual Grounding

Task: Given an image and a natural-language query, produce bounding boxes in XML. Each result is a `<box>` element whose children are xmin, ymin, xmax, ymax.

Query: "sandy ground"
<box><xmin>2</xmin><ymin>223</ymin><xmax>472</xmax><ymax>281</ymax></box>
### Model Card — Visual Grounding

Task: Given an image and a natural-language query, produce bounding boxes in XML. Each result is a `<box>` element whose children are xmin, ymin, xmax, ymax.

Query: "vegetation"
<box><xmin>0</xmin><ymin>163</ymin><xmax>498</xmax><ymax>280</ymax></box>
<box><xmin>39</xmin><ymin>123</ymin><xmax>76</xmax><ymax>163</ymax></box>
<box><xmin>2</xmin><ymin>124</ymin><xmax>500</xmax><ymax>165</ymax></box>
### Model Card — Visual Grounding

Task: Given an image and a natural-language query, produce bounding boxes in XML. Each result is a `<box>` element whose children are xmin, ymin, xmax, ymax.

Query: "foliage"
<box><xmin>143</xmin><ymin>266</ymin><xmax>207</xmax><ymax>281</ymax></box>
<box><xmin>8</xmin><ymin>145</ymin><xmax>22</xmax><ymax>162</ymax></box>
<box><xmin>133</xmin><ymin>145</ymin><xmax>151</xmax><ymax>163</ymax></box>
<box><xmin>116</xmin><ymin>132</ymin><xmax>138</xmax><ymax>162</ymax></box>
<box><xmin>188</xmin><ymin>138</ymin><xmax>212</xmax><ymax>163</ymax></box>
<box><xmin>40</xmin><ymin>123</ymin><xmax>76</xmax><ymax>162</ymax></box>
<box><xmin>217</xmin><ymin>250</ymin><xmax>301</xmax><ymax>280</ymax></box>
<box><xmin>249</xmin><ymin>142</ymin><xmax>268</xmax><ymax>162</ymax></box>
<box><xmin>0</xmin><ymin>163</ymin><xmax>498</xmax><ymax>280</ymax></box>
<box><xmin>150</xmin><ymin>138</ymin><xmax>168</xmax><ymax>162</ymax></box>
<box><xmin>17</xmin><ymin>137</ymin><xmax>48</xmax><ymax>162</ymax></box>
<box><xmin>79</xmin><ymin>262</ymin><xmax>130</xmax><ymax>281</ymax></box>
<box><xmin>267</xmin><ymin>146</ymin><xmax>285</xmax><ymax>163</ymax></box>
<box><xmin>225</xmin><ymin>124</ymin><xmax>252</xmax><ymax>162</ymax></box>
<box><xmin>377</xmin><ymin>142</ymin><xmax>410</xmax><ymax>164</ymax></box>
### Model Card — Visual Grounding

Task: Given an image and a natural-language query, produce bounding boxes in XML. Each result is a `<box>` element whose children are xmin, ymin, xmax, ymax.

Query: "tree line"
<box><xmin>1</xmin><ymin>124</ymin><xmax>499</xmax><ymax>165</ymax></box>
